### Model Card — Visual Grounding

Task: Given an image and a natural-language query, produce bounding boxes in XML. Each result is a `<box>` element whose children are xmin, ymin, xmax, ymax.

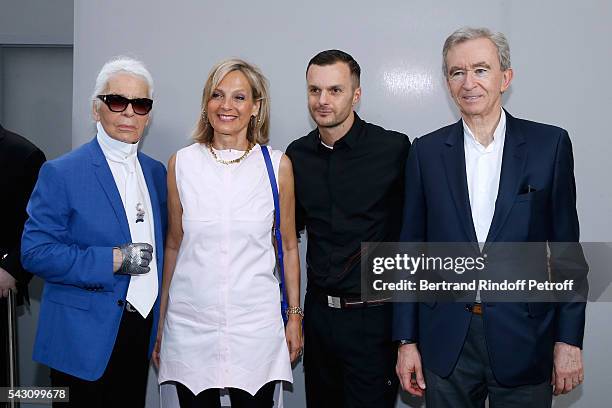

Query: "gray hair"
<box><xmin>91</xmin><ymin>56</ymin><xmax>154</xmax><ymax>110</ymax></box>
<box><xmin>442</xmin><ymin>27</ymin><xmax>511</xmax><ymax>77</ymax></box>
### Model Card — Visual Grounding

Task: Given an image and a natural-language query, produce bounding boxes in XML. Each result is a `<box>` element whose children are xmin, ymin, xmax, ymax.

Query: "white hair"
<box><xmin>91</xmin><ymin>56</ymin><xmax>154</xmax><ymax>110</ymax></box>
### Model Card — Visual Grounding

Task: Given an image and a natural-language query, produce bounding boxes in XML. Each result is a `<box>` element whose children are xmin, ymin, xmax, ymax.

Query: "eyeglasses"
<box><xmin>448</xmin><ymin>68</ymin><xmax>490</xmax><ymax>82</ymax></box>
<box><xmin>97</xmin><ymin>94</ymin><xmax>153</xmax><ymax>115</ymax></box>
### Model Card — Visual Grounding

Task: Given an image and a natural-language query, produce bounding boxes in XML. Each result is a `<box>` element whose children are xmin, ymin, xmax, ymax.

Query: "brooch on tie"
<box><xmin>136</xmin><ymin>203</ymin><xmax>145</xmax><ymax>223</ymax></box>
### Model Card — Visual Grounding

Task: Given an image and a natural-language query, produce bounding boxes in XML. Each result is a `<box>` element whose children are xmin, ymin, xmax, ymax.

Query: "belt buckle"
<box><xmin>471</xmin><ymin>303</ymin><xmax>483</xmax><ymax>315</ymax></box>
<box><xmin>327</xmin><ymin>295</ymin><xmax>341</xmax><ymax>309</ymax></box>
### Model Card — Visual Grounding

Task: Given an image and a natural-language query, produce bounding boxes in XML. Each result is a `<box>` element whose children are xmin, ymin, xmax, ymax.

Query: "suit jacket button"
<box><xmin>117</xmin><ymin>300</ymin><xmax>124</xmax><ymax>307</ymax></box>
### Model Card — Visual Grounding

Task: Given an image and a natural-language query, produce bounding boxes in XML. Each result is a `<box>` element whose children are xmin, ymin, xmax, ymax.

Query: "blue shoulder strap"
<box><xmin>261</xmin><ymin>146</ymin><xmax>289</xmax><ymax>324</ymax></box>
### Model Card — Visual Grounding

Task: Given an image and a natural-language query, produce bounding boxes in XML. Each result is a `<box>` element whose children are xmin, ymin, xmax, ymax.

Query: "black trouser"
<box><xmin>0</xmin><ymin>298</ymin><xmax>9</xmax><ymax>388</ymax></box>
<box><xmin>176</xmin><ymin>381</ymin><xmax>276</xmax><ymax>408</ymax></box>
<box><xmin>303</xmin><ymin>290</ymin><xmax>398</xmax><ymax>408</ymax></box>
<box><xmin>50</xmin><ymin>306</ymin><xmax>153</xmax><ymax>407</ymax></box>
<box><xmin>424</xmin><ymin>314</ymin><xmax>553</xmax><ymax>408</ymax></box>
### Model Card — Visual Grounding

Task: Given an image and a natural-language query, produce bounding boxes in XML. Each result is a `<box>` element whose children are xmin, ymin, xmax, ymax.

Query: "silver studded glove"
<box><xmin>116</xmin><ymin>243</ymin><xmax>154</xmax><ymax>275</ymax></box>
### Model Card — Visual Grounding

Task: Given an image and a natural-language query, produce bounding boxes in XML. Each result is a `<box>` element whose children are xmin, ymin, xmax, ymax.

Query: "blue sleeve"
<box><xmin>21</xmin><ymin>162</ymin><xmax>116</xmax><ymax>291</ymax></box>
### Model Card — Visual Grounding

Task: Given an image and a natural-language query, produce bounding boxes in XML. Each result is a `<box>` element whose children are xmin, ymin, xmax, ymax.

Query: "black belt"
<box><xmin>308</xmin><ymin>284</ymin><xmax>390</xmax><ymax>309</ymax></box>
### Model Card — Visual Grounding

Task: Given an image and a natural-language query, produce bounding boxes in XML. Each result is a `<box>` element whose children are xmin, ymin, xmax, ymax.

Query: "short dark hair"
<box><xmin>306</xmin><ymin>49</ymin><xmax>361</xmax><ymax>86</ymax></box>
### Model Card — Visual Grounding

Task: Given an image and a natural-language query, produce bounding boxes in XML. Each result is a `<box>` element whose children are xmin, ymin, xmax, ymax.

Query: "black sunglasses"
<box><xmin>97</xmin><ymin>94</ymin><xmax>153</xmax><ymax>115</ymax></box>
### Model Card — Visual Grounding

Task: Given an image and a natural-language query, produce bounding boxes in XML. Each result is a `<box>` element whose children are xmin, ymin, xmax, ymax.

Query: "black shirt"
<box><xmin>286</xmin><ymin>113</ymin><xmax>410</xmax><ymax>294</ymax></box>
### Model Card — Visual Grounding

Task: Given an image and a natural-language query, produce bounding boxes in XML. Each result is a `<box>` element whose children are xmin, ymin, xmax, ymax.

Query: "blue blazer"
<box><xmin>393</xmin><ymin>111</ymin><xmax>587</xmax><ymax>387</ymax></box>
<box><xmin>21</xmin><ymin>137</ymin><xmax>167</xmax><ymax>381</ymax></box>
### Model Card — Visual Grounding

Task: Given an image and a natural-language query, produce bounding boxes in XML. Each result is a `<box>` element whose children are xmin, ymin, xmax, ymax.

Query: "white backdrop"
<box><xmin>72</xmin><ymin>1</ymin><xmax>612</xmax><ymax>407</ymax></box>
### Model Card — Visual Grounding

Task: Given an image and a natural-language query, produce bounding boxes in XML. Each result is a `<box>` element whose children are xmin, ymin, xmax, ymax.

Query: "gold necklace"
<box><xmin>208</xmin><ymin>142</ymin><xmax>254</xmax><ymax>165</ymax></box>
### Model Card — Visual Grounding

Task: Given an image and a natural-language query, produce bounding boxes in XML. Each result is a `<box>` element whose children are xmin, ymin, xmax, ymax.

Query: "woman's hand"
<box><xmin>152</xmin><ymin>325</ymin><xmax>163</xmax><ymax>369</ymax></box>
<box><xmin>285</xmin><ymin>316</ymin><xmax>303</xmax><ymax>363</ymax></box>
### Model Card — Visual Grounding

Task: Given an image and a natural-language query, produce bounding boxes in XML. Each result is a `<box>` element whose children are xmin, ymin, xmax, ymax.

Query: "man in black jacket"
<box><xmin>0</xmin><ymin>123</ymin><xmax>46</xmax><ymax>386</ymax></box>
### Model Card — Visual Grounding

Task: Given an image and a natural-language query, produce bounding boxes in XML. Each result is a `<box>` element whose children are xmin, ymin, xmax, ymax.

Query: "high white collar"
<box><xmin>96</xmin><ymin>122</ymin><xmax>139</xmax><ymax>163</ymax></box>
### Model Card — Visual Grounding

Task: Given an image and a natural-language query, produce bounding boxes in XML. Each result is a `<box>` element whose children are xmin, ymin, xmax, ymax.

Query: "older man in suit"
<box><xmin>22</xmin><ymin>57</ymin><xmax>167</xmax><ymax>407</ymax></box>
<box><xmin>393</xmin><ymin>27</ymin><xmax>587</xmax><ymax>407</ymax></box>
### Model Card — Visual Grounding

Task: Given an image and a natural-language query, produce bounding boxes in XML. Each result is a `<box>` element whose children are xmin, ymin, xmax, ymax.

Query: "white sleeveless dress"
<box><xmin>158</xmin><ymin>143</ymin><xmax>292</xmax><ymax>396</ymax></box>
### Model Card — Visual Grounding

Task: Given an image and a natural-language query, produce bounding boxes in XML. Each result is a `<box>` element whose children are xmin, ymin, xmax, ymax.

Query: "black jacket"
<box><xmin>0</xmin><ymin>123</ymin><xmax>46</xmax><ymax>303</ymax></box>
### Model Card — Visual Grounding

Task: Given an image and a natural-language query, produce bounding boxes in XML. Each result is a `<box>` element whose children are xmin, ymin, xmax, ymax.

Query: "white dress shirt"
<box><xmin>464</xmin><ymin>109</ymin><xmax>507</xmax><ymax>244</ymax></box>
<box><xmin>464</xmin><ymin>110</ymin><xmax>506</xmax><ymax>302</ymax></box>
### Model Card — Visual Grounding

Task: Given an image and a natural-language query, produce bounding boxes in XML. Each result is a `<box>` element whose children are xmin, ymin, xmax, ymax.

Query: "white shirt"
<box><xmin>464</xmin><ymin>109</ymin><xmax>507</xmax><ymax>244</ymax></box>
<box><xmin>96</xmin><ymin>122</ymin><xmax>158</xmax><ymax>317</ymax></box>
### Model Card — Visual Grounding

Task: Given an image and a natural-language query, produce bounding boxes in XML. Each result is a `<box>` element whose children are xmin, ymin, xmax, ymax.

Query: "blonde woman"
<box><xmin>155</xmin><ymin>59</ymin><xmax>302</xmax><ymax>407</ymax></box>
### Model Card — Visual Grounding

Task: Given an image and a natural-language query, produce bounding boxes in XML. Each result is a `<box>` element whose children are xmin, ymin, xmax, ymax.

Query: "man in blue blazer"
<box><xmin>393</xmin><ymin>27</ymin><xmax>587</xmax><ymax>407</ymax></box>
<box><xmin>22</xmin><ymin>57</ymin><xmax>167</xmax><ymax>407</ymax></box>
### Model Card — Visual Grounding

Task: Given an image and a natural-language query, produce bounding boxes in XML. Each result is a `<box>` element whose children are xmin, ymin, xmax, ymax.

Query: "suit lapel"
<box><xmin>485</xmin><ymin>111</ymin><xmax>526</xmax><ymax>244</ymax></box>
<box><xmin>139</xmin><ymin>152</ymin><xmax>163</xmax><ymax>264</ymax></box>
<box><xmin>89</xmin><ymin>138</ymin><xmax>131</xmax><ymax>242</ymax></box>
<box><xmin>441</xmin><ymin>120</ymin><xmax>479</xmax><ymax>243</ymax></box>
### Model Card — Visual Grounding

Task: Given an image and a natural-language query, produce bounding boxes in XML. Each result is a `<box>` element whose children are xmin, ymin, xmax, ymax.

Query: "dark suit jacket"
<box><xmin>0</xmin><ymin>124</ymin><xmax>46</xmax><ymax>304</ymax></box>
<box><xmin>393</xmin><ymin>111</ymin><xmax>587</xmax><ymax>387</ymax></box>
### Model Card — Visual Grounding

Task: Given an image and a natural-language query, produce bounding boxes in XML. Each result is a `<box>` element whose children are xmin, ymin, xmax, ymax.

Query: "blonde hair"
<box><xmin>193</xmin><ymin>59</ymin><xmax>270</xmax><ymax>145</ymax></box>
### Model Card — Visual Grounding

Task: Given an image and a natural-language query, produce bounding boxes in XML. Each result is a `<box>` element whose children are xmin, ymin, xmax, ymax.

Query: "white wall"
<box><xmin>0</xmin><ymin>0</ymin><xmax>73</xmax><ymax>45</ymax></box>
<box><xmin>70</xmin><ymin>1</ymin><xmax>612</xmax><ymax>407</ymax></box>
